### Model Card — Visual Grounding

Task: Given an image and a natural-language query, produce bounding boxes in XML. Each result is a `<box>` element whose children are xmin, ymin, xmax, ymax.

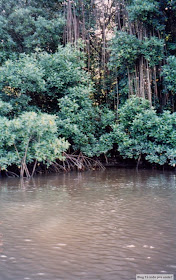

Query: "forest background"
<box><xmin>0</xmin><ymin>0</ymin><xmax>176</xmax><ymax>177</ymax></box>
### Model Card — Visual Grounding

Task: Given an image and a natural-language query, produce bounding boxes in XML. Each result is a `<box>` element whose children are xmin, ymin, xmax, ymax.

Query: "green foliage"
<box><xmin>117</xmin><ymin>96</ymin><xmax>151</xmax><ymax>129</ymax></box>
<box><xmin>0</xmin><ymin>2</ymin><xmax>65</xmax><ymax>55</ymax></box>
<box><xmin>144</xmin><ymin>110</ymin><xmax>176</xmax><ymax>166</ymax></box>
<box><xmin>25</xmin><ymin>16</ymin><xmax>65</xmax><ymax>53</ymax></box>
<box><xmin>0</xmin><ymin>45</ymin><xmax>90</xmax><ymax>113</ymax></box>
<box><xmin>128</xmin><ymin>0</ymin><xmax>164</xmax><ymax>30</ymax></box>
<box><xmin>109</xmin><ymin>32</ymin><xmax>164</xmax><ymax>71</ymax></box>
<box><xmin>108</xmin><ymin>31</ymin><xmax>165</xmax><ymax>109</ymax></box>
<box><xmin>0</xmin><ymin>99</ymin><xmax>12</xmax><ymax>116</ymax></box>
<box><xmin>111</xmin><ymin>97</ymin><xmax>176</xmax><ymax>166</ymax></box>
<box><xmin>57</xmin><ymin>86</ymin><xmax>115</xmax><ymax>157</ymax></box>
<box><xmin>0</xmin><ymin>112</ymin><xmax>69</xmax><ymax>172</ymax></box>
<box><xmin>111</xmin><ymin>97</ymin><xmax>153</xmax><ymax>160</ymax></box>
<box><xmin>0</xmin><ymin>15</ymin><xmax>16</xmax><ymax>50</ymax></box>
<box><xmin>0</xmin><ymin>54</ymin><xmax>45</xmax><ymax>93</ymax></box>
<box><xmin>109</xmin><ymin>31</ymin><xmax>141</xmax><ymax>71</ymax></box>
<box><xmin>162</xmin><ymin>56</ymin><xmax>176</xmax><ymax>94</ymax></box>
<box><xmin>142</xmin><ymin>37</ymin><xmax>165</xmax><ymax>67</ymax></box>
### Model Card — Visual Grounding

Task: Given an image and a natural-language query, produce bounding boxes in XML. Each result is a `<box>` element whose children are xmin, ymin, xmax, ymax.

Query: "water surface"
<box><xmin>0</xmin><ymin>168</ymin><xmax>176</xmax><ymax>280</ymax></box>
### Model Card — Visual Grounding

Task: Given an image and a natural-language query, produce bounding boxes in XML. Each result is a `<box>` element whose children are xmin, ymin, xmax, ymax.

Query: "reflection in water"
<box><xmin>0</xmin><ymin>224</ymin><xmax>3</xmax><ymax>254</ymax></box>
<box><xmin>0</xmin><ymin>168</ymin><xmax>176</xmax><ymax>280</ymax></box>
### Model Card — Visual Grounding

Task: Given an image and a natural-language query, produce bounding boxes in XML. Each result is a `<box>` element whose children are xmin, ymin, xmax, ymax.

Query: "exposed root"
<box><xmin>6</xmin><ymin>171</ymin><xmax>19</xmax><ymax>178</ymax></box>
<box><xmin>51</xmin><ymin>152</ymin><xmax>105</xmax><ymax>172</ymax></box>
<box><xmin>1</xmin><ymin>153</ymin><xmax>105</xmax><ymax>178</ymax></box>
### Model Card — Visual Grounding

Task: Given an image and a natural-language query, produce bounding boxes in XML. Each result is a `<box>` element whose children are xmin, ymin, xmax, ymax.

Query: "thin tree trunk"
<box><xmin>154</xmin><ymin>65</ymin><xmax>158</xmax><ymax>97</ymax></box>
<box><xmin>127</xmin><ymin>67</ymin><xmax>133</xmax><ymax>97</ymax></box>
<box><xmin>136</xmin><ymin>154</ymin><xmax>141</xmax><ymax>170</ymax></box>
<box><xmin>116</xmin><ymin>1</ymin><xmax>121</xmax><ymax>30</ymax></box>
<box><xmin>73</xmin><ymin>4</ymin><xmax>77</xmax><ymax>47</ymax></box>
<box><xmin>31</xmin><ymin>159</ymin><xmax>37</xmax><ymax>177</ymax></box>
<box><xmin>135</xmin><ymin>65</ymin><xmax>139</xmax><ymax>96</ymax></box>
<box><xmin>63</xmin><ymin>2</ymin><xmax>67</xmax><ymax>45</ymax></box>
<box><xmin>67</xmin><ymin>0</ymin><xmax>72</xmax><ymax>43</ymax></box>
<box><xmin>116</xmin><ymin>77</ymin><xmax>119</xmax><ymax>118</ymax></box>
<box><xmin>146</xmin><ymin>61</ymin><xmax>152</xmax><ymax>106</ymax></box>
<box><xmin>139</xmin><ymin>57</ymin><xmax>145</xmax><ymax>98</ymax></box>
<box><xmin>81</xmin><ymin>0</ymin><xmax>86</xmax><ymax>41</ymax></box>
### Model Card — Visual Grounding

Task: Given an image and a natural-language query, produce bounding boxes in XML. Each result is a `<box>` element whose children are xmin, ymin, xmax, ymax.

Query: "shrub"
<box><xmin>0</xmin><ymin>112</ymin><xmax>69</xmax><ymax>177</ymax></box>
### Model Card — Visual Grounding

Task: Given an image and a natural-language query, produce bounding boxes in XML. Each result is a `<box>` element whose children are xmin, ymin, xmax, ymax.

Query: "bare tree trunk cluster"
<box><xmin>62</xmin><ymin>0</ymin><xmax>163</xmax><ymax>107</ymax></box>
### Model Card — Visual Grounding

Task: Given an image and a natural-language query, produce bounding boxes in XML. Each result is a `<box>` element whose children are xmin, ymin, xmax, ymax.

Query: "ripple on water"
<box><xmin>0</xmin><ymin>169</ymin><xmax>176</xmax><ymax>280</ymax></box>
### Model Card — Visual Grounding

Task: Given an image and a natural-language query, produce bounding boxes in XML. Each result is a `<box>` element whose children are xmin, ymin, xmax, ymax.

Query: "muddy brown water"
<box><xmin>0</xmin><ymin>168</ymin><xmax>176</xmax><ymax>280</ymax></box>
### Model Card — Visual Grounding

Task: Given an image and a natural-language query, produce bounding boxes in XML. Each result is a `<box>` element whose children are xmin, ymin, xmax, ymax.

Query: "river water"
<box><xmin>0</xmin><ymin>168</ymin><xmax>176</xmax><ymax>280</ymax></box>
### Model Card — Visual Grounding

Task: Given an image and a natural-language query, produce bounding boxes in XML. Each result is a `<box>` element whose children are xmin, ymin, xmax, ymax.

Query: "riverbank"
<box><xmin>1</xmin><ymin>154</ymin><xmax>176</xmax><ymax>179</ymax></box>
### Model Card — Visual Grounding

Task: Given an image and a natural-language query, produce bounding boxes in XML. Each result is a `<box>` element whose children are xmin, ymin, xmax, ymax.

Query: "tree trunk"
<box><xmin>139</xmin><ymin>57</ymin><xmax>145</xmax><ymax>98</ymax></box>
<box><xmin>146</xmin><ymin>61</ymin><xmax>152</xmax><ymax>106</ymax></box>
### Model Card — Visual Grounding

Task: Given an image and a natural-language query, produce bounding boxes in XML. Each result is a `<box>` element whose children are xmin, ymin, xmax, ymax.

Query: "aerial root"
<box><xmin>51</xmin><ymin>152</ymin><xmax>105</xmax><ymax>172</ymax></box>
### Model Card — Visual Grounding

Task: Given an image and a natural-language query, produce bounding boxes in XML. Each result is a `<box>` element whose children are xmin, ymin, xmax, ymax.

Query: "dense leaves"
<box><xmin>109</xmin><ymin>31</ymin><xmax>141</xmax><ymax>71</ymax></box>
<box><xmin>57</xmin><ymin>86</ymin><xmax>115</xmax><ymax>156</ymax></box>
<box><xmin>111</xmin><ymin>97</ymin><xmax>176</xmax><ymax>167</ymax></box>
<box><xmin>0</xmin><ymin>45</ymin><xmax>90</xmax><ymax>113</ymax></box>
<box><xmin>162</xmin><ymin>56</ymin><xmax>176</xmax><ymax>94</ymax></box>
<box><xmin>0</xmin><ymin>0</ymin><xmax>64</xmax><ymax>61</ymax></box>
<box><xmin>0</xmin><ymin>112</ymin><xmax>69</xmax><ymax>176</ymax></box>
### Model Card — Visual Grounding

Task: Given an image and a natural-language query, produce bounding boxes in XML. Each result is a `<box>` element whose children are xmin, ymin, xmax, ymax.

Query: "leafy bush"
<box><xmin>111</xmin><ymin>97</ymin><xmax>176</xmax><ymax>167</ymax></box>
<box><xmin>162</xmin><ymin>56</ymin><xmax>176</xmax><ymax>94</ymax></box>
<box><xmin>25</xmin><ymin>16</ymin><xmax>65</xmax><ymax>52</ymax></box>
<box><xmin>0</xmin><ymin>3</ymin><xmax>65</xmax><ymax>54</ymax></box>
<box><xmin>0</xmin><ymin>112</ymin><xmax>69</xmax><ymax>176</ymax></box>
<box><xmin>142</xmin><ymin>37</ymin><xmax>164</xmax><ymax>67</ymax></box>
<box><xmin>0</xmin><ymin>45</ymin><xmax>91</xmax><ymax>114</ymax></box>
<box><xmin>109</xmin><ymin>31</ymin><xmax>141</xmax><ymax>71</ymax></box>
<box><xmin>57</xmin><ymin>86</ymin><xmax>115</xmax><ymax>157</ymax></box>
<box><xmin>127</xmin><ymin>0</ymin><xmax>163</xmax><ymax>30</ymax></box>
<box><xmin>0</xmin><ymin>99</ymin><xmax>12</xmax><ymax>116</ymax></box>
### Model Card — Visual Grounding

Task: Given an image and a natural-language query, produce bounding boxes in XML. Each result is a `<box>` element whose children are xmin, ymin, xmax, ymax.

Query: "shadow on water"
<box><xmin>0</xmin><ymin>168</ymin><xmax>176</xmax><ymax>280</ymax></box>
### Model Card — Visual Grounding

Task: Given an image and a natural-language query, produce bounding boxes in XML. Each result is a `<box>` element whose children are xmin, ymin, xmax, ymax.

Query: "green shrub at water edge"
<box><xmin>57</xmin><ymin>85</ymin><xmax>115</xmax><ymax>157</ymax></box>
<box><xmin>0</xmin><ymin>112</ymin><xmax>69</xmax><ymax>177</ymax></box>
<box><xmin>111</xmin><ymin>97</ymin><xmax>176</xmax><ymax>167</ymax></box>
